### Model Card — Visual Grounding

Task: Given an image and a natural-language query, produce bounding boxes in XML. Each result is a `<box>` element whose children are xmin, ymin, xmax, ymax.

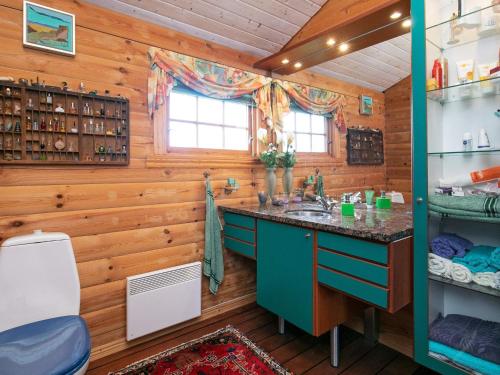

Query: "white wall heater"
<box><xmin>126</xmin><ymin>261</ymin><xmax>201</xmax><ymax>341</ymax></box>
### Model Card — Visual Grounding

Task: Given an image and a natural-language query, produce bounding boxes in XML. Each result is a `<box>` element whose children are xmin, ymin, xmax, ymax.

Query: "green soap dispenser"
<box><xmin>341</xmin><ymin>193</ymin><xmax>355</xmax><ymax>216</ymax></box>
<box><xmin>376</xmin><ymin>190</ymin><xmax>392</xmax><ymax>209</ymax></box>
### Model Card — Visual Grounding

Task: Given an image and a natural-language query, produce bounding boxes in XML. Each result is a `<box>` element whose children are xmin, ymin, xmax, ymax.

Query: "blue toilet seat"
<box><xmin>0</xmin><ymin>315</ymin><xmax>91</xmax><ymax>375</ymax></box>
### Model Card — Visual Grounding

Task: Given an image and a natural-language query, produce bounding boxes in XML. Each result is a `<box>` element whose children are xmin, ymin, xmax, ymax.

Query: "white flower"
<box><xmin>286</xmin><ymin>132</ymin><xmax>294</xmax><ymax>145</ymax></box>
<box><xmin>265</xmin><ymin>117</ymin><xmax>273</xmax><ymax>127</ymax></box>
<box><xmin>257</xmin><ymin>128</ymin><xmax>268</xmax><ymax>143</ymax></box>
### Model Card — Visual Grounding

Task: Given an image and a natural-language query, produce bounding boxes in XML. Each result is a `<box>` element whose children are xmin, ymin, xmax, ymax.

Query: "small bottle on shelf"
<box><xmin>40</xmin><ymin>117</ymin><xmax>46</xmax><ymax>131</ymax></box>
<box><xmin>46</xmin><ymin>93</ymin><xmax>52</xmax><ymax>105</ymax></box>
<box><xmin>100</xmin><ymin>103</ymin><xmax>105</xmax><ymax>116</ymax></box>
<box><xmin>48</xmin><ymin>120</ymin><xmax>53</xmax><ymax>132</ymax></box>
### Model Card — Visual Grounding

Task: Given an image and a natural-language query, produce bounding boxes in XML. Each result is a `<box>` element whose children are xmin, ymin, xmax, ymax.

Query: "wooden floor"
<box><xmin>88</xmin><ymin>304</ymin><xmax>437</xmax><ymax>375</ymax></box>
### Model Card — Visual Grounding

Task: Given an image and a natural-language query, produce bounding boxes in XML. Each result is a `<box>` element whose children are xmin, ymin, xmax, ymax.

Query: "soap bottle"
<box><xmin>341</xmin><ymin>193</ymin><xmax>355</xmax><ymax>217</ymax></box>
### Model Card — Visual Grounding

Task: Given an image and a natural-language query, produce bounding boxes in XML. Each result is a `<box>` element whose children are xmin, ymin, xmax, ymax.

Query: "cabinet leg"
<box><xmin>364</xmin><ymin>307</ymin><xmax>379</xmax><ymax>345</ymax></box>
<box><xmin>278</xmin><ymin>316</ymin><xmax>285</xmax><ymax>335</ymax></box>
<box><xmin>330</xmin><ymin>326</ymin><xmax>339</xmax><ymax>368</ymax></box>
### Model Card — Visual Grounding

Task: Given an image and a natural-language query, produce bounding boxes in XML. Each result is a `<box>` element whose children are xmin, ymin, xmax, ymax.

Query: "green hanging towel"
<box><xmin>203</xmin><ymin>178</ymin><xmax>224</xmax><ymax>294</ymax></box>
<box><xmin>315</xmin><ymin>175</ymin><xmax>325</xmax><ymax>198</ymax></box>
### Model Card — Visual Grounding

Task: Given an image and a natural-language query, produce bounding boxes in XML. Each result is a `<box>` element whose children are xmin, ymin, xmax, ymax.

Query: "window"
<box><xmin>168</xmin><ymin>91</ymin><xmax>250</xmax><ymax>151</ymax></box>
<box><xmin>283</xmin><ymin>110</ymin><xmax>328</xmax><ymax>153</ymax></box>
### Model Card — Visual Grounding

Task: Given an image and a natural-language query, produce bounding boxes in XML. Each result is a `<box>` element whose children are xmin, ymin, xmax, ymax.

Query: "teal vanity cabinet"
<box><xmin>412</xmin><ymin>2</ymin><xmax>500</xmax><ymax>375</ymax></box>
<box><xmin>222</xmin><ymin>212</ymin><xmax>256</xmax><ymax>259</ymax></box>
<box><xmin>256</xmin><ymin>220</ymin><xmax>314</xmax><ymax>335</ymax></box>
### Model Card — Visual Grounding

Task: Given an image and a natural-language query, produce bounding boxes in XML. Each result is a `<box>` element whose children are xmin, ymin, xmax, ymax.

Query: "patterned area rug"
<box><xmin>110</xmin><ymin>325</ymin><xmax>291</xmax><ymax>375</ymax></box>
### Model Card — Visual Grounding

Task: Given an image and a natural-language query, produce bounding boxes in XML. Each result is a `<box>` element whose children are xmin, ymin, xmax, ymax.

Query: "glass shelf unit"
<box><xmin>412</xmin><ymin>1</ymin><xmax>500</xmax><ymax>375</ymax></box>
<box><xmin>428</xmin><ymin>148</ymin><xmax>500</xmax><ymax>156</ymax></box>
<box><xmin>427</xmin><ymin>76</ymin><xmax>500</xmax><ymax>103</ymax></box>
<box><xmin>426</xmin><ymin>4</ymin><xmax>499</xmax><ymax>50</ymax></box>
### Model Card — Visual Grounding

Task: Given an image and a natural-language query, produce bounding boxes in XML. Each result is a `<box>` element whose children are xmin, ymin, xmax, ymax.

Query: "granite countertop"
<box><xmin>219</xmin><ymin>202</ymin><xmax>413</xmax><ymax>243</ymax></box>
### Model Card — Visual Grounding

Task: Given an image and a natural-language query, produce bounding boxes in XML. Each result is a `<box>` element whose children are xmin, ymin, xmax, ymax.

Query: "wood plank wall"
<box><xmin>385</xmin><ymin>76</ymin><xmax>412</xmax><ymax>201</ymax></box>
<box><xmin>0</xmin><ymin>0</ymin><xmax>390</xmax><ymax>362</ymax></box>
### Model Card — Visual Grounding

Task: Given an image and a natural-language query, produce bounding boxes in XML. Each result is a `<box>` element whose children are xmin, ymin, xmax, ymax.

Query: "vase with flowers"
<box><xmin>278</xmin><ymin>133</ymin><xmax>296</xmax><ymax>196</ymax></box>
<box><xmin>260</xmin><ymin>143</ymin><xmax>279</xmax><ymax>199</ymax></box>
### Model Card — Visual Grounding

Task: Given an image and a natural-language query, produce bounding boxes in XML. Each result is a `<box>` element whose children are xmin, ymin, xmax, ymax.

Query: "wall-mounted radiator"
<box><xmin>126</xmin><ymin>261</ymin><xmax>201</xmax><ymax>341</ymax></box>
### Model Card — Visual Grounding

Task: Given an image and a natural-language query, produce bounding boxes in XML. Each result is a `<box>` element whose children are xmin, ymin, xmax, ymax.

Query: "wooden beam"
<box><xmin>254</xmin><ymin>0</ymin><xmax>410</xmax><ymax>75</ymax></box>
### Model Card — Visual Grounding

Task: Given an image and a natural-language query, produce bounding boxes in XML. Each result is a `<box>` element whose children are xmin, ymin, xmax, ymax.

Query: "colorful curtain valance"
<box><xmin>147</xmin><ymin>47</ymin><xmax>348</xmax><ymax>132</ymax></box>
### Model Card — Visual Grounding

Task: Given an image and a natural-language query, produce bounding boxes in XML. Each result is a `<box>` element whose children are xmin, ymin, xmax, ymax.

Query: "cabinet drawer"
<box><xmin>223</xmin><ymin>212</ymin><xmax>255</xmax><ymax>230</ymax></box>
<box><xmin>318</xmin><ymin>249</ymin><xmax>388</xmax><ymax>287</ymax></box>
<box><xmin>224</xmin><ymin>224</ymin><xmax>255</xmax><ymax>244</ymax></box>
<box><xmin>317</xmin><ymin>266</ymin><xmax>388</xmax><ymax>309</ymax></box>
<box><xmin>224</xmin><ymin>236</ymin><xmax>255</xmax><ymax>259</ymax></box>
<box><xmin>318</xmin><ymin>231</ymin><xmax>388</xmax><ymax>264</ymax></box>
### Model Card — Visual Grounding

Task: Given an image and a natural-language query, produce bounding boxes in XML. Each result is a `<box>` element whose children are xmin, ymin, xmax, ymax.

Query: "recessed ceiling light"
<box><xmin>294</xmin><ymin>62</ymin><xmax>302</xmax><ymax>68</ymax></box>
<box><xmin>326</xmin><ymin>38</ymin><xmax>336</xmax><ymax>46</ymax></box>
<box><xmin>338</xmin><ymin>43</ymin><xmax>349</xmax><ymax>52</ymax></box>
<box><xmin>402</xmin><ymin>19</ymin><xmax>412</xmax><ymax>28</ymax></box>
<box><xmin>281</xmin><ymin>58</ymin><xmax>289</xmax><ymax>64</ymax></box>
<box><xmin>390</xmin><ymin>11</ymin><xmax>402</xmax><ymax>19</ymax></box>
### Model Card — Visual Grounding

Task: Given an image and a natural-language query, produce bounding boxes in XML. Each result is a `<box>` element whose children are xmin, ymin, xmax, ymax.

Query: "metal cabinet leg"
<box><xmin>330</xmin><ymin>326</ymin><xmax>340</xmax><ymax>367</ymax></box>
<box><xmin>364</xmin><ymin>307</ymin><xmax>379</xmax><ymax>345</ymax></box>
<box><xmin>278</xmin><ymin>316</ymin><xmax>285</xmax><ymax>335</ymax></box>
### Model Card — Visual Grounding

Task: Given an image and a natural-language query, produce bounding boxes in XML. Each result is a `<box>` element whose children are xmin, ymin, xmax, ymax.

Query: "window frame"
<box><xmin>165</xmin><ymin>90</ymin><xmax>254</xmax><ymax>156</ymax></box>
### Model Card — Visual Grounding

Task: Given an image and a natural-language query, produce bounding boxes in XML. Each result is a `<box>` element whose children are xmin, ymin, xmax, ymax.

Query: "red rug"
<box><xmin>111</xmin><ymin>325</ymin><xmax>291</xmax><ymax>375</ymax></box>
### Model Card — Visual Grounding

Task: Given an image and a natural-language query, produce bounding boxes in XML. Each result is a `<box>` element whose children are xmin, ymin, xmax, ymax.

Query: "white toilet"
<box><xmin>0</xmin><ymin>230</ymin><xmax>90</xmax><ymax>375</ymax></box>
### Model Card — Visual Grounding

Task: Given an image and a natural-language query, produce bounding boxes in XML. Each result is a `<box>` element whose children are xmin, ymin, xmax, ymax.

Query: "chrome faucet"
<box><xmin>318</xmin><ymin>196</ymin><xmax>334</xmax><ymax>211</ymax></box>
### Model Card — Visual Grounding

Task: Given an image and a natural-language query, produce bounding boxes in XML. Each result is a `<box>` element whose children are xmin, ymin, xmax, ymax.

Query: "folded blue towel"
<box><xmin>490</xmin><ymin>248</ymin><xmax>500</xmax><ymax>270</ymax></box>
<box><xmin>429</xmin><ymin>341</ymin><xmax>500</xmax><ymax>375</ymax></box>
<box><xmin>453</xmin><ymin>246</ymin><xmax>498</xmax><ymax>273</ymax></box>
<box><xmin>431</xmin><ymin>233</ymin><xmax>473</xmax><ymax>259</ymax></box>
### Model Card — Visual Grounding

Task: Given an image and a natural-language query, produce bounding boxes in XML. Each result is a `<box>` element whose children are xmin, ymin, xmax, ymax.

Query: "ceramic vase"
<box><xmin>282</xmin><ymin>167</ymin><xmax>293</xmax><ymax>196</ymax></box>
<box><xmin>265</xmin><ymin>167</ymin><xmax>277</xmax><ymax>199</ymax></box>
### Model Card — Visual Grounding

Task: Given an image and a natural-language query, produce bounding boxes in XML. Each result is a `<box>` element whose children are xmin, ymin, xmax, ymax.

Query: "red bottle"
<box><xmin>432</xmin><ymin>59</ymin><xmax>443</xmax><ymax>88</ymax></box>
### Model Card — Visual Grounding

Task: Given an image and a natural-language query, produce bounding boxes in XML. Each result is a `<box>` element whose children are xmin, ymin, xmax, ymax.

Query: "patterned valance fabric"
<box><xmin>147</xmin><ymin>47</ymin><xmax>348</xmax><ymax>132</ymax></box>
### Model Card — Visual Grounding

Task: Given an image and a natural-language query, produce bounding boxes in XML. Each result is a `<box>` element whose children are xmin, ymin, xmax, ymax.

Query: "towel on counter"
<box><xmin>428</xmin><ymin>195</ymin><xmax>500</xmax><ymax>223</ymax></box>
<box><xmin>431</xmin><ymin>233</ymin><xmax>473</xmax><ymax>259</ymax></box>
<box><xmin>203</xmin><ymin>178</ymin><xmax>224</xmax><ymax>295</ymax></box>
<box><xmin>494</xmin><ymin>272</ymin><xmax>500</xmax><ymax>290</ymax></box>
<box><xmin>450</xmin><ymin>263</ymin><xmax>472</xmax><ymax>283</ymax></box>
<box><xmin>453</xmin><ymin>246</ymin><xmax>498</xmax><ymax>273</ymax></box>
<box><xmin>428</xmin><ymin>253</ymin><xmax>452</xmax><ymax>278</ymax></box>
<box><xmin>472</xmin><ymin>272</ymin><xmax>496</xmax><ymax>288</ymax></box>
<box><xmin>429</xmin><ymin>314</ymin><xmax>500</xmax><ymax>364</ymax></box>
<box><xmin>490</xmin><ymin>248</ymin><xmax>500</xmax><ymax>270</ymax></box>
<box><xmin>429</xmin><ymin>341</ymin><xmax>500</xmax><ymax>375</ymax></box>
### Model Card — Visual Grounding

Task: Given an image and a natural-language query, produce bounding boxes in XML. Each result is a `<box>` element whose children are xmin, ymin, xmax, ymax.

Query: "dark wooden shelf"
<box><xmin>0</xmin><ymin>81</ymin><xmax>129</xmax><ymax>165</ymax></box>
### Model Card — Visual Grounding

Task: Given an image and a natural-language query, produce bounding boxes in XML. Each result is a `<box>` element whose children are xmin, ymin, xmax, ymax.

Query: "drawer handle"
<box><xmin>305</xmin><ymin>233</ymin><xmax>311</xmax><ymax>239</ymax></box>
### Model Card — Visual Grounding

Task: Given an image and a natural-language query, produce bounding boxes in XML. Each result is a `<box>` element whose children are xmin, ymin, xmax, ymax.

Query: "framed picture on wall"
<box><xmin>23</xmin><ymin>1</ymin><xmax>75</xmax><ymax>56</ymax></box>
<box><xmin>359</xmin><ymin>95</ymin><xmax>373</xmax><ymax>116</ymax></box>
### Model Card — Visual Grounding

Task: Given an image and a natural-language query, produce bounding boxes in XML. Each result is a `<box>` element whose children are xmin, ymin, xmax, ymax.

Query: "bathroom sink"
<box><xmin>285</xmin><ymin>209</ymin><xmax>332</xmax><ymax>218</ymax></box>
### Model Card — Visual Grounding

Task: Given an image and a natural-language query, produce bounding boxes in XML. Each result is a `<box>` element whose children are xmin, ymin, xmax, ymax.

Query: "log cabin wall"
<box><xmin>0</xmin><ymin>0</ymin><xmax>387</xmax><ymax>362</ymax></box>
<box><xmin>384</xmin><ymin>76</ymin><xmax>412</xmax><ymax>201</ymax></box>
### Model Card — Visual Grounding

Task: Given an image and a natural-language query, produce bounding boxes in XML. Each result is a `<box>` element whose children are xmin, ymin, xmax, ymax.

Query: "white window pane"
<box><xmin>225</xmin><ymin>128</ymin><xmax>248</xmax><ymax>150</ymax></box>
<box><xmin>198</xmin><ymin>97</ymin><xmax>223</xmax><ymax>124</ymax></box>
<box><xmin>311</xmin><ymin>115</ymin><xmax>326</xmax><ymax>134</ymax></box>
<box><xmin>170</xmin><ymin>93</ymin><xmax>196</xmax><ymax>121</ymax></box>
<box><xmin>224</xmin><ymin>102</ymin><xmax>248</xmax><ymax>127</ymax></box>
<box><xmin>296</xmin><ymin>133</ymin><xmax>311</xmax><ymax>152</ymax></box>
<box><xmin>283</xmin><ymin>112</ymin><xmax>295</xmax><ymax>132</ymax></box>
<box><xmin>170</xmin><ymin>121</ymin><xmax>196</xmax><ymax>148</ymax></box>
<box><xmin>312</xmin><ymin>135</ymin><xmax>326</xmax><ymax>152</ymax></box>
<box><xmin>198</xmin><ymin>125</ymin><xmax>223</xmax><ymax>149</ymax></box>
<box><xmin>295</xmin><ymin>112</ymin><xmax>310</xmax><ymax>133</ymax></box>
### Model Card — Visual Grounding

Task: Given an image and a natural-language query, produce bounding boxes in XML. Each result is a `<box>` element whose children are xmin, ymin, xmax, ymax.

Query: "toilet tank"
<box><xmin>0</xmin><ymin>230</ymin><xmax>81</xmax><ymax>332</ymax></box>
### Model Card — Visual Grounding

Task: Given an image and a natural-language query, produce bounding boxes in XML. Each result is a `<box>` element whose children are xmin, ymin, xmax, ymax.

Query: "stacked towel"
<box><xmin>495</xmin><ymin>272</ymin><xmax>500</xmax><ymax>290</ymax></box>
<box><xmin>431</xmin><ymin>233</ymin><xmax>473</xmax><ymax>259</ymax></box>
<box><xmin>453</xmin><ymin>246</ymin><xmax>497</xmax><ymax>273</ymax></box>
<box><xmin>428</xmin><ymin>253</ymin><xmax>452</xmax><ymax>278</ymax></box>
<box><xmin>472</xmin><ymin>272</ymin><xmax>496</xmax><ymax>288</ymax></box>
<box><xmin>491</xmin><ymin>248</ymin><xmax>500</xmax><ymax>269</ymax></box>
<box><xmin>450</xmin><ymin>263</ymin><xmax>472</xmax><ymax>283</ymax></box>
<box><xmin>429</xmin><ymin>195</ymin><xmax>500</xmax><ymax>223</ymax></box>
<box><xmin>429</xmin><ymin>314</ymin><xmax>500</xmax><ymax>364</ymax></box>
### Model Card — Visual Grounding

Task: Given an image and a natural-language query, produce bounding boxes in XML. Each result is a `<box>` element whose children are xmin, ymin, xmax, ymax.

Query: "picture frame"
<box><xmin>23</xmin><ymin>1</ymin><xmax>75</xmax><ymax>56</ymax></box>
<box><xmin>359</xmin><ymin>95</ymin><xmax>373</xmax><ymax>116</ymax></box>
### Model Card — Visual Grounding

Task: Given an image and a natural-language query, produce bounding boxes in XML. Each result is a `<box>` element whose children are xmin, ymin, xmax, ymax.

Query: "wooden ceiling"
<box><xmin>88</xmin><ymin>0</ymin><xmax>411</xmax><ymax>91</ymax></box>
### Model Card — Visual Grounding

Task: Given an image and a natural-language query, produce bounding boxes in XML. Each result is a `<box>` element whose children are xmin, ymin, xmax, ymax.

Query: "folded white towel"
<box><xmin>494</xmin><ymin>272</ymin><xmax>500</xmax><ymax>290</ymax></box>
<box><xmin>429</xmin><ymin>253</ymin><xmax>452</xmax><ymax>278</ymax></box>
<box><xmin>451</xmin><ymin>263</ymin><xmax>473</xmax><ymax>283</ymax></box>
<box><xmin>472</xmin><ymin>272</ymin><xmax>495</xmax><ymax>287</ymax></box>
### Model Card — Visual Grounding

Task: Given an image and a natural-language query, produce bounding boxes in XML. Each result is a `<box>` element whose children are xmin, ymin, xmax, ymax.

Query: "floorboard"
<box><xmin>88</xmin><ymin>306</ymin><xmax>437</xmax><ymax>375</ymax></box>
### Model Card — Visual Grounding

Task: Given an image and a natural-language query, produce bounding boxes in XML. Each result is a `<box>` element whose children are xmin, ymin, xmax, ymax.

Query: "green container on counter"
<box><xmin>376</xmin><ymin>197</ymin><xmax>392</xmax><ymax>209</ymax></box>
<box><xmin>341</xmin><ymin>202</ymin><xmax>355</xmax><ymax>216</ymax></box>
